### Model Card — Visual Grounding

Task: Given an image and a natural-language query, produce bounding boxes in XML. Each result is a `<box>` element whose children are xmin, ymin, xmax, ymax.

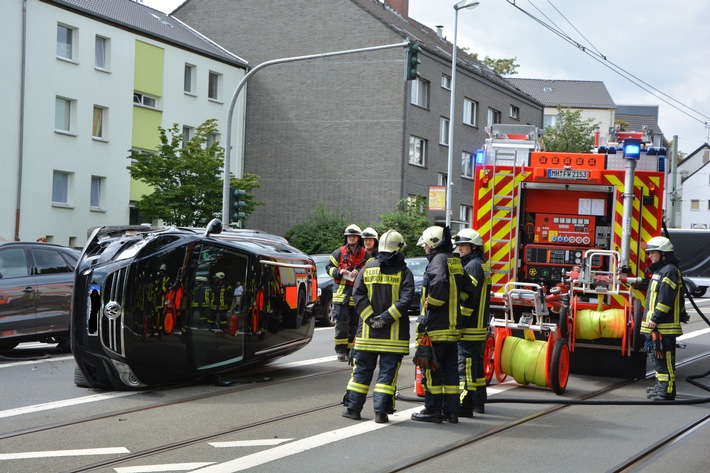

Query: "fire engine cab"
<box><xmin>472</xmin><ymin>124</ymin><xmax>666</xmax><ymax>393</ymax></box>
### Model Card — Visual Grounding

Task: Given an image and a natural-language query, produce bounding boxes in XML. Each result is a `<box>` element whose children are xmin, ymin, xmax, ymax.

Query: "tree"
<box><xmin>377</xmin><ymin>195</ymin><xmax>431</xmax><ymax>257</ymax></box>
<box><xmin>542</xmin><ymin>107</ymin><xmax>599</xmax><ymax>153</ymax></box>
<box><xmin>283</xmin><ymin>204</ymin><xmax>352</xmax><ymax>254</ymax></box>
<box><xmin>464</xmin><ymin>49</ymin><xmax>520</xmax><ymax>76</ymax></box>
<box><xmin>127</xmin><ymin>118</ymin><xmax>261</xmax><ymax>227</ymax></box>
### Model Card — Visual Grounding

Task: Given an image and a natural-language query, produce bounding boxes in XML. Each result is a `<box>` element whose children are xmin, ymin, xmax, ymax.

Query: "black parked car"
<box><xmin>72</xmin><ymin>221</ymin><xmax>318</xmax><ymax>390</ymax></box>
<box><xmin>310</xmin><ymin>254</ymin><xmax>336</xmax><ymax>326</ymax></box>
<box><xmin>0</xmin><ymin>241</ymin><xmax>80</xmax><ymax>351</ymax></box>
<box><xmin>405</xmin><ymin>256</ymin><xmax>427</xmax><ymax>315</ymax></box>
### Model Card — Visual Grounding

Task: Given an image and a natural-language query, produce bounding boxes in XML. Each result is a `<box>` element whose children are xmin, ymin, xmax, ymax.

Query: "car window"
<box><xmin>32</xmin><ymin>248</ymin><xmax>74</xmax><ymax>274</ymax></box>
<box><xmin>0</xmin><ymin>248</ymin><xmax>30</xmax><ymax>279</ymax></box>
<box><xmin>405</xmin><ymin>258</ymin><xmax>428</xmax><ymax>277</ymax></box>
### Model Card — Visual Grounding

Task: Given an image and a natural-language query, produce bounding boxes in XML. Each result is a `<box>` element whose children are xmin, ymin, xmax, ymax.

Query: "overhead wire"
<box><xmin>507</xmin><ymin>0</ymin><xmax>710</xmax><ymax>126</ymax></box>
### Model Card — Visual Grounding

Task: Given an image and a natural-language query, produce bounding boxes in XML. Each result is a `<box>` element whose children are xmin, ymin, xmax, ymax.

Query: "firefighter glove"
<box><xmin>369</xmin><ymin>315</ymin><xmax>385</xmax><ymax>329</ymax></box>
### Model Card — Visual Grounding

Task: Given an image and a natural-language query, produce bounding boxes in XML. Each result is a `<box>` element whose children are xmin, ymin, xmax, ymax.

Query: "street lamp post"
<box><xmin>445</xmin><ymin>0</ymin><xmax>480</xmax><ymax>228</ymax></box>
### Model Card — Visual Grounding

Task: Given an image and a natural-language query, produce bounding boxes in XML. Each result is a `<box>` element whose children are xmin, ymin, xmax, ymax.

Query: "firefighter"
<box><xmin>362</xmin><ymin>227</ymin><xmax>379</xmax><ymax>261</ymax></box>
<box><xmin>412</xmin><ymin>226</ymin><xmax>475</xmax><ymax>423</ymax></box>
<box><xmin>453</xmin><ymin>228</ymin><xmax>491</xmax><ymax>416</ymax></box>
<box><xmin>326</xmin><ymin>224</ymin><xmax>367</xmax><ymax>362</ymax></box>
<box><xmin>209</xmin><ymin>272</ymin><xmax>233</xmax><ymax>334</ymax></box>
<box><xmin>342</xmin><ymin>230</ymin><xmax>414</xmax><ymax>423</ymax></box>
<box><xmin>640</xmin><ymin>236</ymin><xmax>684</xmax><ymax>401</ymax></box>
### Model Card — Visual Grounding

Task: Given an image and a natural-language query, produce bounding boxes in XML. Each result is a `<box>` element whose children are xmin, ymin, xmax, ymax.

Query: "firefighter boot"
<box><xmin>646</xmin><ymin>382</ymin><xmax>661</xmax><ymax>399</ymax></box>
<box><xmin>342</xmin><ymin>408</ymin><xmax>361</xmax><ymax>420</ymax></box>
<box><xmin>375</xmin><ymin>412</ymin><xmax>389</xmax><ymax>424</ymax></box>
<box><xmin>650</xmin><ymin>382</ymin><xmax>675</xmax><ymax>401</ymax></box>
<box><xmin>411</xmin><ymin>408</ymin><xmax>443</xmax><ymax>423</ymax></box>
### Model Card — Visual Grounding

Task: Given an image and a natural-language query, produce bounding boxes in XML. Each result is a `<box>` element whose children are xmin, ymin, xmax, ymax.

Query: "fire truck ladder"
<box><xmin>488</xmin><ymin>149</ymin><xmax>522</xmax><ymax>294</ymax></box>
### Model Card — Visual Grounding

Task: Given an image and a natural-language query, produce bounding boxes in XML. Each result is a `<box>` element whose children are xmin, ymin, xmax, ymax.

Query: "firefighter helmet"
<box><xmin>453</xmin><ymin>228</ymin><xmax>483</xmax><ymax>247</ymax></box>
<box><xmin>421</xmin><ymin>226</ymin><xmax>444</xmax><ymax>248</ymax></box>
<box><xmin>645</xmin><ymin>236</ymin><xmax>674</xmax><ymax>253</ymax></box>
<box><xmin>343</xmin><ymin>224</ymin><xmax>362</xmax><ymax>237</ymax></box>
<box><xmin>362</xmin><ymin>227</ymin><xmax>378</xmax><ymax>240</ymax></box>
<box><xmin>378</xmin><ymin>230</ymin><xmax>406</xmax><ymax>253</ymax></box>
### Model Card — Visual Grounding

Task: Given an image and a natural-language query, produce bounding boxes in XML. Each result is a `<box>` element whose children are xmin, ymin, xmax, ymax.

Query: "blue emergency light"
<box><xmin>623</xmin><ymin>139</ymin><xmax>641</xmax><ymax>159</ymax></box>
<box><xmin>475</xmin><ymin>149</ymin><xmax>485</xmax><ymax>165</ymax></box>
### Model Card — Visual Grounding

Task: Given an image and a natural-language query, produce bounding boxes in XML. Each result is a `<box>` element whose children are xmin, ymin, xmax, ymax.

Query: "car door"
<box><xmin>29</xmin><ymin>246</ymin><xmax>76</xmax><ymax>335</ymax></box>
<box><xmin>0</xmin><ymin>247</ymin><xmax>37</xmax><ymax>343</ymax></box>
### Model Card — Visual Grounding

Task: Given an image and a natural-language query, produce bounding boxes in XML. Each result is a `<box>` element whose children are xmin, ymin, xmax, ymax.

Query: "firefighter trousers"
<box><xmin>345</xmin><ymin>351</ymin><xmax>403</xmax><ymax>414</ymax></box>
<box><xmin>651</xmin><ymin>334</ymin><xmax>677</xmax><ymax>398</ymax></box>
<box><xmin>333</xmin><ymin>303</ymin><xmax>358</xmax><ymax>355</ymax></box>
<box><xmin>458</xmin><ymin>340</ymin><xmax>487</xmax><ymax>410</ymax></box>
<box><xmin>423</xmin><ymin>342</ymin><xmax>460</xmax><ymax>415</ymax></box>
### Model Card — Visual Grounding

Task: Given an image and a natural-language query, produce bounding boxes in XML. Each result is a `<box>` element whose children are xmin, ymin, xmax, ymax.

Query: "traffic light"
<box><xmin>406</xmin><ymin>41</ymin><xmax>421</xmax><ymax>80</ymax></box>
<box><xmin>230</xmin><ymin>188</ymin><xmax>247</xmax><ymax>222</ymax></box>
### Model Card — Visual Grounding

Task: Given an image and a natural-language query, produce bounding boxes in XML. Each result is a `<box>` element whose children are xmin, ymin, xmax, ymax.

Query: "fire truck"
<box><xmin>472</xmin><ymin>124</ymin><xmax>666</xmax><ymax>394</ymax></box>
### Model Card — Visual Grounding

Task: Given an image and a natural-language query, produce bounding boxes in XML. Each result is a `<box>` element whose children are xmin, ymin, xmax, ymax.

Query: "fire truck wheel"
<box><xmin>557</xmin><ymin>304</ymin><xmax>570</xmax><ymax>339</ymax></box>
<box><xmin>483</xmin><ymin>332</ymin><xmax>495</xmax><ymax>385</ymax></box>
<box><xmin>549</xmin><ymin>337</ymin><xmax>570</xmax><ymax>395</ymax></box>
<box><xmin>631</xmin><ymin>298</ymin><xmax>644</xmax><ymax>352</ymax></box>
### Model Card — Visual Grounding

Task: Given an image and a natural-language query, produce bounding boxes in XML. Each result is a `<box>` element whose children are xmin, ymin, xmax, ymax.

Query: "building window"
<box><xmin>461</xmin><ymin>151</ymin><xmax>473</xmax><ymax>178</ymax></box>
<box><xmin>463</xmin><ymin>98</ymin><xmax>478</xmax><ymax>127</ymax></box>
<box><xmin>441</xmin><ymin>74</ymin><xmax>451</xmax><ymax>90</ymax></box>
<box><xmin>56</xmin><ymin>24</ymin><xmax>75</xmax><ymax>60</ymax></box>
<box><xmin>133</xmin><ymin>92</ymin><xmax>158</xmax><ymax>108</ymax></box>
<box><xmin>438</xmin><ymin>173</ymin><xmax>447</xmax><ymax>187</ymax></box>
<box><xmin>208</xmin><ymin>71</ymin><xmax>222</xmax><ymax>100</ymax></box>
<box><xmin>459</xmin><ymin>205</ymin><xmax>472</xmax><ymax>227</ymax></box>
<box><xmin>52</xmin><ymin>171</ymin><xmax>72</xmax><ymax>205</ymax></box>
<box><xmin>509</xmin><ymin>105</ymin><xmax>520</xmax><ymax>120</ymax></box>
<box><xmin>55</xmin><ymin>97</ymin><xmax>75</xmax><ymax>133</ymax></box>
<box><xmin>487</xmin><ymin>108</ymin><xmax>501</xmax><ymax>126</ymax></box>
<box><xmin>206</xmin><ymin>133</ymin><xmax>220</xmax><ymax>148</ymax></box>
<box><xmin>409</xmin><ymin>135</ymin><xmax>427</xmax><ymax>167</ymax></box>
<box><xmin>184</xmin><ymin>64</ymin><xmax>196</xmax><ymax>94</ymax></box>
<box><xmin>90</xmin><ymin>176</ymin><xmax>105</xmax><ymax>210</ymax></box>
<box><xmin>410</xmin><ymin>78</ymin><xmax>429</xmax><ymax>108</ymax></box>
<box><xmin>95</xmin><ymin>35</ymin><xmax>110</xmax><ymax>70</ymax></box>
<box><xmin>690</xmin><ymin>200</ymin><xmax>700</xmax><ymax>211</ymax></box>
<box><xmin>543</xmin><ymin>114</ymin><xmax>558</xmax><ymax>128</ymax></box>
<box><xmin>92</xmin><ymin>106</ymin><xmax>107</xmax><ymax>139</ymax></box>
<box><xmin>440</xmin><ymin>118</ymin><xmax>450</xmax><ymax>146</ymax></box>
<box><xmin>182</xmin><ymin>125</ymin><xmax>194</xmax><ymax>147</ymax></box>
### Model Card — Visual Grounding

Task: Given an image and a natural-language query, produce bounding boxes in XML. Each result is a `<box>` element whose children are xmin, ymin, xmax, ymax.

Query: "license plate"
<box><xmin>547</xmin><ymin>169</ymin><xmax>588</xmax><ymax>180</ymax></box>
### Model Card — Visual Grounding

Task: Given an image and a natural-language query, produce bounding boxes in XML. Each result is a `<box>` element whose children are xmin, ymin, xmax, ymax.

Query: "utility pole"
<box><xmin>668</xmin><ymin>135</ymin><xmax>679</xmax><ymax>228</ymax></box>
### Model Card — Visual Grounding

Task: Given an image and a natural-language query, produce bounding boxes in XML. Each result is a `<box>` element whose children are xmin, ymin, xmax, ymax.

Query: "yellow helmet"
<box><xmin>453</xmin><ymin>228</ymin><xmax>483</xmax><ymax>247</ymax></box>
<box><xmin>343</xmin><ymin>224</ymin><xmax>362</xmax><ymax>237</ymax></box>
<box><xmin>421</xmin><ymin>226</ymin><xmax>444</xmax><ymax>248</ymax></box>
<box><xmin>645</xmin><ymin>236</ymin><xmax>674</xmax><ymax>253</ymax></box>
<box><xmin>378</xmin><ymin>230</ymin><xmax>406</xmax><ymax>253</ymax></box>
<box><xmin>362</xmin><ymin>227</ymin><xmax>379</xmax><ymax>240</ymax></box>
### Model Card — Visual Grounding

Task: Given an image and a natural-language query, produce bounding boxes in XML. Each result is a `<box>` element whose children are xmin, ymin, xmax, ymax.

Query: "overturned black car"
<box><xmin>71</xmin><ymin>220</ymin><xmax>317</xmax><ymax>390</ymax></box>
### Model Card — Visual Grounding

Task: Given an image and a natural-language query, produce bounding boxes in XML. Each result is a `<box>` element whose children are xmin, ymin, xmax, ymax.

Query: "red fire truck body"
<box><xmin>472</xmin><ymin>125</ymin><xmax>666</xmax><ymax>388</ymax></box>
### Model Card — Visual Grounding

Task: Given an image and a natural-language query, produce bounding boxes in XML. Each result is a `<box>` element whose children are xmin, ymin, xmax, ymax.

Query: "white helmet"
<box><xmin>362</xmin><ymin>227</ymin><xmax>379</xmax><ymax>240</ymax></box>
<box><xmin>645</xmin><ymin>236</ymin><xmax>674</xmax><ymax>253</ymax></box>
<box><xmin>378</xmin><ymin>230</ymin><xmax>406</xmax><ymax>253</ymax></box>
<box><xmin>453</xmin><ymin>228</ymin><xmax>483</xmax><ymax>247</ymax></box>
<box><xmin>343</xmin><ymin>224</ymin><xmax>362</xmax><ymax>237</ymax></box>
<box><xmin>421</xmin><ymin>226</ymin><xmax>445</xmax><ymax>248</ymax></box>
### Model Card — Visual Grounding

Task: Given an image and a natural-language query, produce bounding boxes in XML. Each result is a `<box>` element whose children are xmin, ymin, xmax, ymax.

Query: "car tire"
<box><xmin>326</xmin><ymin>299</ymin><xmax>336</xmax><ymax>326</ymax></box>
<box><xmin>74</xmin><ymin>366</ymin><xmax>92</xmax><ymax>388</ymax></box>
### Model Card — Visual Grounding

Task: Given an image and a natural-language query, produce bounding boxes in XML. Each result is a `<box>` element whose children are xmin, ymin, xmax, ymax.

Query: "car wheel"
<box><xmin>57</xmin><ymin>337</ymin><xmax>72</xmax><ymax>353</ymax></box>
<box><xmin>326</xmin><ymin>299</ymin><xmax>336</xmax><ymax>326</ymax></box>
<box><xmin>74</xmin><ymin>366</ymin><xmax>92</xmax><ymax>388</ymax></box>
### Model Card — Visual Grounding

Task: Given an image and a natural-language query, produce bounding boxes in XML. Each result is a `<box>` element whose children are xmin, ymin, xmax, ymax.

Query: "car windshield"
<box><xmin>311</xmin><ymin>255</ymin><xmax>331</xmax><ymax>278</ymax></box>
<box><xmin>405</xmin><ymin>258</ymin><xmax>427</xmax><ymax>277</ymax></box>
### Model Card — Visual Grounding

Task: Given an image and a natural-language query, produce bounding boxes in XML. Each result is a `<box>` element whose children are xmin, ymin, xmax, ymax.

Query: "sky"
<box><xmin>142</xmin><ymin>0</ymin><xmax>710</xmax><ymax>156</ymax></box>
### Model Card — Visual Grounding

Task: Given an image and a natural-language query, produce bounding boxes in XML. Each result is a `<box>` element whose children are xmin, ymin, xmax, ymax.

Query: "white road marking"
<box><xmin>0</xmin><ymin>447</ymin><xmax>129</xmax><ymax>460</ymax></box>
<box><xmin>210</xmin><ymin>439</ymin><xmax>293</xmax><ymax>448</ymax></box>
<box><xmin>679</xmin><ymin>327</ymin><xmax>710</xmax><ymax>340</ymax></box>
<box><xmin>0</xmin><ymin>354</ymin><xmax>73</xmax><ymax>369</ymax></box>
<box><xmin>114</xmin><ymin>463</ymin><xmax>215</xmax><ymax>473</ymax></box>
<box><xmin>0</xmin><ymin>391</ymin><xmax>139</xmax><ymax>419</ymax></box>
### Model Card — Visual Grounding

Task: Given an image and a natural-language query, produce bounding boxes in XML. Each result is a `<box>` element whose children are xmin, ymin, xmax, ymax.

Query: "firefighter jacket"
<box><xmin>640</xmin><ymin>254</ymin><xmax>684</xmax><ymax>336</ymax></box>
<box><xmin>418</xmin><ymin>250</ymin><xmax>474</xmax><ymax>342</ymax></box>
<box><xmin>460</xmin><ymin>249</ymin><xmax>491</xmax><ymax>342</ymax></box>
<box><xmin>353</xmin><ymin>252</ymin><xmax>414</xmax><ymax>354</ymax></box>
<box><xmin>326</xmin><ymin>244</ymin><xmax>367</xmax><ymax>305</ymax></box>
<box><xmin>210</xmin><ymin>283</ymin><xmax>233</xmax><ymax>311</ymax></box>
